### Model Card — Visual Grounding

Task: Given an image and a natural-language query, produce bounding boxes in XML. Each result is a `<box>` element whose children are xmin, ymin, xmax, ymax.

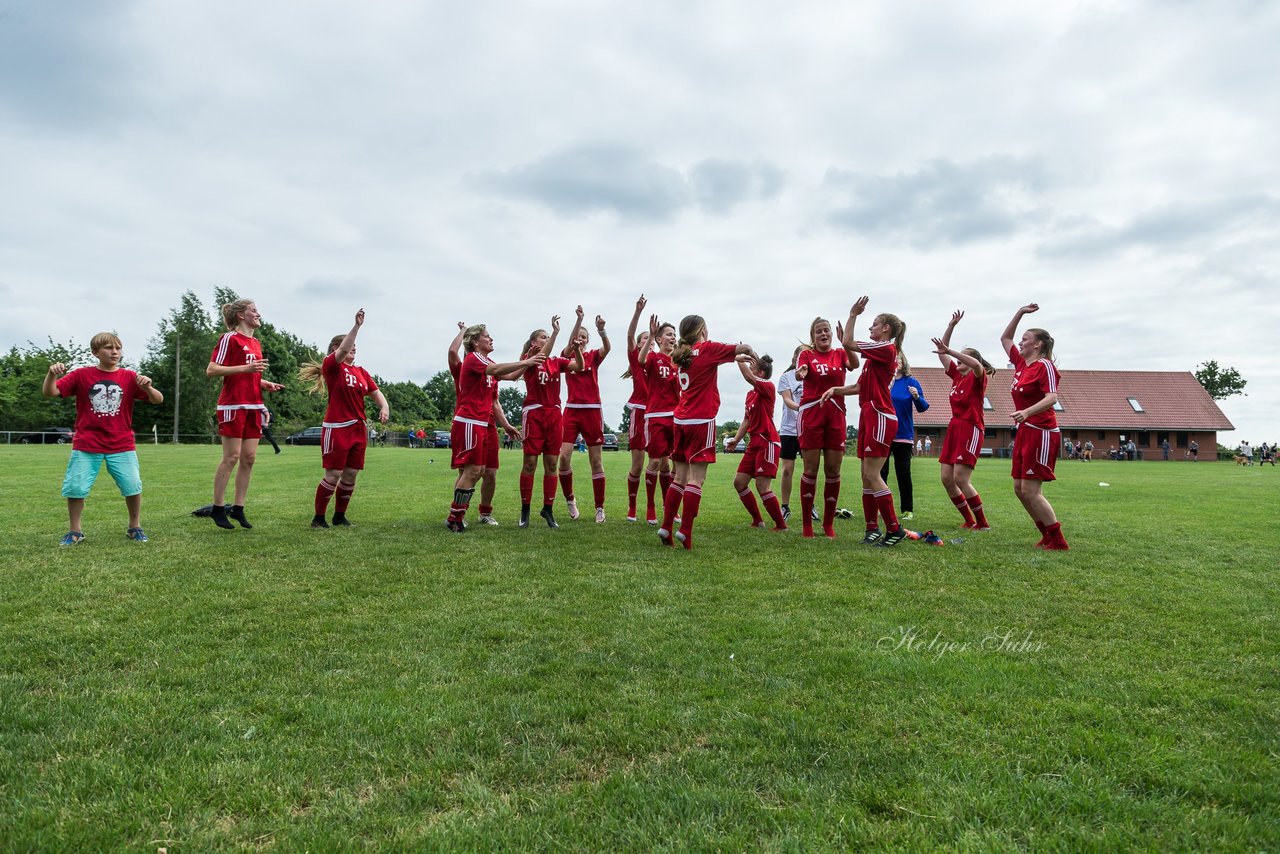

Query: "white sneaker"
<box><xmin>478</xmin><ymin>514</ymin><xmax>499</xmax><ymax>526</ymax></box>
<box><xmin>595</xmin><ymin>507</ymin><xmax>606</xmax><ymax>524</ymax></box>
<box><xmin>566</xmin><ymin>499</ymin><xmax>580</xmax><ymax>520</ymax></box>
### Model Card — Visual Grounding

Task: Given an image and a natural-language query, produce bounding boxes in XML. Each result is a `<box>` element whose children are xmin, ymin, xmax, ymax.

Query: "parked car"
<box><xmin>17</xmin><ymin>426</ymin><xmax>74</xmax><ymax>445</ymax></box>
<box><xmin>431</xmin><ymin>430</ymin><xmax>451</xmax><ymax>448</ymax></box>
<box><xmin>602</xmin><ymin>433</ymin><xmax>619</xmax><ymax>451</ymax></box>
<box><xmin>286</xmin><ymin>426</ymin><xmax>323</xmax><ymax>446</ymax></box>
<box><xmin>723</xmin><ymin>435</ymin><xmax>748</xmax><ymax>453</ymax></box>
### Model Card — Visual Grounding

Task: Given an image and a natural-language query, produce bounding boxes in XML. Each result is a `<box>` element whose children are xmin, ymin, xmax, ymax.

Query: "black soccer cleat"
<box><xmin>228</xmin><ymin>506</ymin><xmax>253</xmax><ymax>529</ymax></box>
<box><xmin>539</xmin><ymin>506</ymin><xmax>559</xmax><ymax>529</ymax></box>
<box><xmin>876</xmin><ymin>527</ymin><xmax>908</xmax><ymax>547</ymax></box>
<box><xmin>860</xmin><ymin>528</ymin><xmax>883</xmax><ymax>545</ymax></box>
<box><xmin>519</xmin><ymin>504</ymin><xmax>531</xmax><ymax>528</ymax></box>
<box><xmin>211</xmin><ymin>505</ymin><xmax>236</xmax><ymax>530</ymax></box>
<box><xmin>331</xmin><ymin>513</ymin><xmax>352</xmax><ymax>527</ymax></box>
<box><xmin>311</xmin><ymin>515</ymin><xmax>329</xmax><ymax>529</ymax></box>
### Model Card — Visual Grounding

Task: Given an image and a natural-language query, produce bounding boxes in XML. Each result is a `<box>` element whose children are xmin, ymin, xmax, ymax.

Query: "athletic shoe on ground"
<box><xmin>627</xmin><ymin>515</ymin><xmax>637</xmax><ymax>522</ymax></box>
<box><xmin>961</xmin><ymin>521</ymin><xmax>977</xmax><ymax>529</ymax></box>
<box><xmin>331</xmin><ymin>514</ymin><xmax>352</xmax><ymax>527</ymax></box>
<box><xmin>519</xmin><ymin>506</ymin><xmax>531</xmax><ymax>528</ymax></box>
<box><xmin>904</xmin><ymin>529</ymin><xmax>923</xmax><ymax>541</ymax></box>
<box><xmin>311</xmin><ymin>515</ymin><xmax>330</xmax><ymax>528</ymax></box>
<box><xmin>657</xmin><ymin>527</ymin><xmax>674</xmax><ymax>546</ymax></box>
<box><xmin>834</xmin><ymin>508</ymin><xmax>854</xmax><ymax>519</ymax></box>
<box><xmin>59</xmin><ymin>531</ymin><xmax>85</xmax><ymax>546</ymax></box>
<box><xmin>974</xmin><ymin>524</ymin><xmax>991</xmax><ymax>531</ymax></box>
<box><xmin>647</xmin><ymin>518</ymin><xmax>659</xmax><ymax>526</ymax></box>
<box><xmin>126</xmin><ymin>527</ymin><xmax>149</xmax><ymax>542</ymax></box>
<box><xmin>860</xmin><ymin>529</ymin><xmax>883</xmax><ymax>545</ymax></box>
<box><xmin>674</xmin><ymin>530</ymin><xmax>692</xmax><ymax>550</ymax></box>
<box><xmin>811</xmin><ymin>507</ymin><xmax>820</xmax><ymax>521</ymax></box>
<box><xmin>877</xmin><ymin>527</ymin><xmax>908</xmax><ymax>547</ymax></box>
<box><xmin>902</xmin><ymin>511</ymin><xmax>914</xmax><ymax>521</ymax></box>
<box><xmin>444</xmin><ymin>519</ymin><xmax>466</xmax><ymax>533</ymax></box>
<box><xmin>921</xmin><ymin>531</ymin><xmax>945</xmax><ymax>546</ymax></box>
<box><xmin>781</xmin><ymin>505</ymin><xmax>791</xmax><ymax>522</ymax></box>
<box><xmin>478</xmin><ymin>514</ymin><xmax>499</xmax><ymax>526</ymax></box>
<box><xmin>595</xmin><ymin>507</ymin><xmax>606</xmax><ymax>524</ymax></box>
<box><xmin>228</xmin><ymin>506</ymin><xmax>253</xmax><ymax>529</ymax></box>
<box><xmin>566</xmin><ymin>499</ymin><xmax>580</xmax><ymax>520</ymax></box>
<box><xmin>210</xmin><ymin>506</ymin><xmax>235</xmax><ymax>530</ymax></box>
<box><xmin>539</xmin><ymin>506</ymin><xmax>559</xmax><ymax>529</ymax></box>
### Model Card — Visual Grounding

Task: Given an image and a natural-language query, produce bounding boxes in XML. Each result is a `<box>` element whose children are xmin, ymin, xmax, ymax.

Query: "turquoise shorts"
<box><xmin>61</xmin><ymin>450</ymin><xmax>142</xmax><ymax>499</ymax></box>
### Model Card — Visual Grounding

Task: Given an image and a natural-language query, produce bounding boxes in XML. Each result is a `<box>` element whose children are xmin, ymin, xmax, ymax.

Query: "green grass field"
<box><xmin>2</xmin><ymin>445</ymin><xmax>1277</xmax><ymax>851</ymax></box>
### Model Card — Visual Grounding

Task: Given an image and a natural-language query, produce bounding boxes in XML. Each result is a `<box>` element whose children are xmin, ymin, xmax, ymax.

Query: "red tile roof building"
<box><xmin>907</xmin><ymin>368</ymin><xmax>1233</xmax><ymax>461</ymax></box>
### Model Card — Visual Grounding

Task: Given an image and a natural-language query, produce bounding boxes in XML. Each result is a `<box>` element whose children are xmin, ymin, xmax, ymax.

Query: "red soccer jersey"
<box><xmin>564</xmin><ymin>348</ymin><xmax>603</xmax><ymax>406</ymax></box>
<box><xmin>744</xmin><ymin>379</ymin><xmax>780</xmax><ymax>444</ymax></box>
<box><xmin>1009</xmin><ymin>345</ymin><xmax>1060</xmax><ymax>429</ymax></box>
<box><xmin>523</xmin><ymin>355</ymin><xmax>572</xmax><ymax>409</ymax></box>
<box><xmin>945</xmin><ymin>361</ymin><xmax>987</xmax><ymax>426</ymax></box>
<box><xmin>322</xmin><ymin>352</ymin><xmax>379</xmax><ymax>426</ymax></box>
<box><xmin>454</xmin><ymin>352</ymin><xmax>496</xmax><ymax>423</ymax></box>
<box><xmin>797</xmin><ymin>348</ymin><xmax>851</xmax><ymax>405</ymax></box>
<box><xmin>644</xmin><ymin>351</ymin><xmax>681</xmax><ymax>414</ymax></box>
<box><xmin>57</xmin><ymin>366</ymin><xmax>148</xmax><ymax>454</ymax></box>
<box><xmin>856</xmin><ymin>340</ymin><xmax>896</xmax><ymax>412</ymax></box>
<box><xmin>673</xmin><ymin>341</ymin><xmax>737</xmax><ymax>422</ymax></box>
<box><xmin>626</xmin><ymin>348</ymin><xmax>649</xmax><ymax>406</ymax></box>
<box><xmin>211</xmin><ymin>331</ymin><xmax>265</xmax><ymax>410</ymax></box>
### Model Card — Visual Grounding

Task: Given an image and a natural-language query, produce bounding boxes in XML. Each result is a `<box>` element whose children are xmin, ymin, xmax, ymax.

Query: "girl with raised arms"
<box><xmin>298</xmin><ymin>308</ymin><xmax>389</xmax><ymax>528</ymax></box>
<box><xmin>931</xmin><ymin>310</ymin><xmax>995</xmax><ymax>530</ymax></box>
<box><xmin>557</xmin><ymin>311</ymin><xmax>611</xmax><ymax>523</ymax></box>
<box><xmin>448</xmin><ymin>323</ymin><xmax>521</xmax><ymax>526</ymax></box>
<box><xmin>999</xmin><ymin>303</ymin><xmax>1068</xmax><ymax>550</ymax></box>
<box><xmin>445</xmin><ymin>324</ymin><xmax>543</xmax><ymax>532</ymax></box>
<box><xmin>621</xmin><ymin>295</ymin><xmax>651</xmax><ymax>523</ymax></box>
<box><xmin>725</xmin><ymin>354</ymin><xmax>787</xmax><ymax>531</ymax></box>
<box><xmin>642</xmin><ymin>314</ymin><xmax>680</xmax><ymax>524</ymax></box>
<box><xmin>842</xmin><ymin>296</ymin><xmax>910</xmax><ymax>546</ymax></box>
<box><xmin>795</xmin><ymin>316</ymin><xmax>858</xmax><ymax>538</ymax></box>
<box><xmin>657</xmin><ymin>315</ymin><xmax>758</xmax><ymax>550</ymax></box>
<box><xmin>516</xmin><ymin>308</ymin><xmax>584</xmax><ymax>529</ymax></box>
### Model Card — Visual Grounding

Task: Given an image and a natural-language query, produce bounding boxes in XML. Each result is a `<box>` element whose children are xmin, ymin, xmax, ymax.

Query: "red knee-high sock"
<box><xmin>335</xmin><ymin>482</ymin><xmax>355</xmax><ymax>514</ymax></box>
<box><xmin>951</xmin><ymin>492</ymin><xmax>975</xmax><ymax>525</ymax></box>
<box><xmin>519</xmin><ymin>472</ymin><xmax>534</xmax><ymax>504</ymax></box>
<box><xmin>678</xmin><ymin>484</ymin><xmax>702</xmax><ymax>548</ymax></box>
<box><xmin>968</xmin><ymin>492</ymin><xmax>989</xmax><ymax>528</ymax></box>
<box><xmin>645</xmin><ymin>471</ymin><xmax>658</xmax><ymax>519</ymax></box>
<box><xmin>875</xmin><ymin>489</ymin><xmax>899</xmax><ymax>532</ymax></box>
<box><xmin>660</xmin><ymin>470</ymin><xmax>674</xmax><ymax>496</ymax></box>
<box><xmin>862</xmin><ymin>489</ymin><xmax>878</xmax><ymax>530</ymax></box>
<box><xmin>661</xmin><ymin>483</ymin><xmax>684</xmax><ymax>533</ymax></box>
<box><xmin>1044</xmin><ymin>521</ymin><xmax>1068</xmax><ymax>550</ymax></box>
<box><xmin>823</xmin><ymin>477</ymin><xmax>840</xmax><ymax>534</ymax></box>
<box><xmin>592</xmin><ymin>472</ymin><xmax>606</xmax><ymax>509</ymax></box>
<box><xmin>1034</xmin><ymin>518</ymin><xmax>1048</xmax><ymax>545</ymax></box>
<box><xmin>542</xmin><ymin>474</ymin><xmax>557</xmax><ymax>506</ymax></box>
<box><xmin>738</xmin><ymin>487</ymin><xmax>763</xmax><ymax>525</ymax></box>
<box><xmin>800</xmin><ymin>475</ymin><xmax>817</xmax><ymax>536</ymax></box>
<box><xmin>627</xmin><ymin>474</ymin><xmax>640</xmax><ymax>516</ymax></box>
<box><xmin>760</xmin><ymin>490</ymin><xmax>786</xmax><ymax>529</ymax></box>
<box><xmin>559</xmin><ymin>471</ymin><xmax>575</xmax><ymax>501</ymax></box>
<box><xmin>315</xmin><ymin>478</ymin><xmax>337</xmax><ymax>516</ymax></box>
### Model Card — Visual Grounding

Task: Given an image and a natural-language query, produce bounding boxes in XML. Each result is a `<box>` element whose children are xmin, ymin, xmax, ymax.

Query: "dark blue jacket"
<box><xmin>890</xmin><ymin>376</ymin><xmax>929</xmax><ymax>441</ymax></box>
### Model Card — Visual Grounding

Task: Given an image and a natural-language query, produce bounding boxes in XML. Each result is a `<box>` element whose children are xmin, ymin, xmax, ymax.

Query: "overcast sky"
<box><xmin>3</xmin><ymin>0</ymin><xmax>1278</xmax><ymax>441</ymax></box>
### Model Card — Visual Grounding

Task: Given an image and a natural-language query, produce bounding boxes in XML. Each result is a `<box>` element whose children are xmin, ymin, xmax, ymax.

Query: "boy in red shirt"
<box><xmin>42</xmin><ymin>332</ymin><xmax>164</xmax><ymax>544</ymax></box>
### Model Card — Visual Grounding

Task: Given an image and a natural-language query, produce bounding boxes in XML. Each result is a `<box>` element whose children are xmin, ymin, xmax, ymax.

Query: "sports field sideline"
<box><xmin>2</xmin><ymin>446</ymin><xmax>1276</xmax><ymax>850</ymax></box>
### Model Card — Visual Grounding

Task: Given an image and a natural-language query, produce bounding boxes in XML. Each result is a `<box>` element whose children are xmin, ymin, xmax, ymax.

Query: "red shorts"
<box><xmin>673</xmin><ymin>421</ymin><xmax>717</xmax><ymax>465</ymax></box>
<box><xmin>486</xmin><ymin>424</ymin><xmax>500</xmax><ymax>470</ymax></box>
<box><xmin>1012</xmin><ymin>424</ymin><xmax>1059</xmax><ymax>481</ymax></box>
<box><xmin>562</xmin><ymin>406</ymin><xmax>604</xmax><ymax>446</ymax></box>
<box><xmin>644</xmin><ymin>414</ymin><xmax>675</xmax><ymax>459</ymax></box>
<box><xmin>939</xmin><ymin>420</ymin><xmax>983</xmax><ymax>467</ymax></box>
<box><xmin>450</xmin><ymin>418</ymin><xmax>489</xmax><ymax>469</ymax></box>
<box><xmin>856</xmin><ymin>406</ymin><xmax>897</xmax><ymax>459</ymax></box>
<box><xmin>217</xmin><ymin>407</ymin><xmax>263</xmax><ymax>440</ymax></box>
<box><xmin>322</xmin><ymin>423</ymin><xmax>367</xmax><ymax>470</ymax></box>
<box><xmin>522</xmin><ymin>406</ymin><xmax>562</xmax><ymax>456</ymax></box>
<box><xmin>738</xmin><ymin>440</ymin><xmax>780</xmax><ymax>478</ymax></box>
<box><xmin>796</xmin><ymin>400</ymin><xmax>847</xmax><ymax>451</ymax></box>
<box><xmin>627</xmin><ymin>404</ymin><xmax>646</xmax><ymax>452</ymax></box>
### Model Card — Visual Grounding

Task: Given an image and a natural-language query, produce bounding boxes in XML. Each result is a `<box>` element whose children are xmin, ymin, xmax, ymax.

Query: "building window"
<box><xmin>1177</xmin><ymin>431</ymin><xmax>1189</xmax><ymax>448</ymax></box>
<box><xmin>1138</xmin><ymin>431</ymin><xmax>1150</xmax><ymax>447</ymax></box>
<box><xmin>985</xmin><ymin>427</ymin><xmax>997</xmax><ymax>438</ymax></box>
<box><xmin>1127</xmin><ymin>397</ymin><xmax>1144</xmax><ymax>412</ymax></box>
<box><xmin>1097</xmin><ymin>431</ymin><xmax>1107</xmax><ymax>441</ymax></box>
<box><xmin>982</xmin><ymin>397</ymin><xmax>992</xmax><ymax>411</ymax></box>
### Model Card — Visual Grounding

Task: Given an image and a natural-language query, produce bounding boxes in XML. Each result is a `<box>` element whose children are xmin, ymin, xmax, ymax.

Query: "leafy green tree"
<box><xmin>423</xmin><ymin>371</ymin><xmax>456</xmax><ymax>422</ymax></box>
<box><xmin>1194</xmin><ymin>360</ymin><xmax>1247</xmax><ymax>400</ymax></box>
<box><xmin>498</xmin><ymin>387</ymin><xmax>524</xmax><ymax>427</ymax></box>
<box><xmin>136</xmin><ymin>291</ymin><xmax>221</xmax><ymax>439</ymax></box>
<box><xmin>0</xmin><ymin>339</ymin><xmax>95</xmax><ymax>430</ymax></box>
<box><xmin>618</xmin><ymin>406</ymin><xmax>630</xmax><ymax>435</ymax></box>
<box><xmin>377</xmin><ymin>379</ymin><xmax>438</xmax><ymax>423</ymax></box>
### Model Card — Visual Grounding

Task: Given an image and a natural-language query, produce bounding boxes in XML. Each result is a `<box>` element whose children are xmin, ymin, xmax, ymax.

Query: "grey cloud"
<box><xmin>476</xmin><ymin>144</ymin><xmax>690</xmax><ymax>222</ymax></box>
<box><xmin>823</xmin><ymin>156</ymin><xmax>1048</xmax><ymax>247</ymax></box>
<box><xmin>690</xmin><ymin>158</ymin><xmax>785</xmax><ymax>215</ymax></box>
<box><xmin>0</xmin><ymin>1</ymin><xmax>140</xmax><ymax>128</ymax></box>
<box><xmin>476</xmin><ymin>145</ymin><xmax>784</xmax><ymax>221</ymax></box>
<box><xmin>1040</xmin><ymin>194</ymin><xmax>1280</xmax><ymax>258</ymax></box>
<box><xmin>298</xmin><ymin>277</ymin><xmax>382</xmax><ymax>299</ymax></box>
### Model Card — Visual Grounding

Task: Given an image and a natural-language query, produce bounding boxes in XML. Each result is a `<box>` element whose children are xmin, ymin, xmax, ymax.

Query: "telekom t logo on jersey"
<box><xmin>815</xmin><ymin>363</ymin><xmax>830</xmax><ymax>376</ymax></box>
<box><xmin>657</xmin><ymin>366</ymin><xmax>672</xmax><ymax>379</ymax></box>
<box><xmin>344</xmin><ymin>373</ymin><xmax>361</xmax><ymax>389</ymax></box>
<box><xmin>538</xmin><ymin>371</ymin><xmax>550</xmax><ymax>385</ymax></box>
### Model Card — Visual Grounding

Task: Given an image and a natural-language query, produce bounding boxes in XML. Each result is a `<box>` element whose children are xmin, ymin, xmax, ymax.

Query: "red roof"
<box><xmin>909</xmin><ymin>368</ymin><xmax>1234</xmax><ymax>431</ymax></box>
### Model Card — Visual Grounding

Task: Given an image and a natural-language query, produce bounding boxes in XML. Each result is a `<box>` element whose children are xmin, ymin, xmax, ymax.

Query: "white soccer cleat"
<box><xmin>596</xmin><ymin>507</ymin><xmax>606</xmax><ymax>524</ymax></box>
<box><xmin>478</xmin><ymin>514</ymin><xmax>499</xmax><ymax>526</ymax></box>
<box><xmin>566</xmin><ymin>499</ymin><xmax>580</xmax><ymax>520</ymax></box>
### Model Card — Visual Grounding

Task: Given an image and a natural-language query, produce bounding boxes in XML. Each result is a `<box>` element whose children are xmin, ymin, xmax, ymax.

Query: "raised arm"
<box><xmin>42</xmin><ymin>362</ymin><xmax>68</xmax><ymax>397</ymax></box>
<box><xmin>842</xmin><ymin>295</ymin><xmax>870</xmax><ymax>353</ymax></box>
<box><xmin>626</xmin><ymin>294</ymin><xmax>647</xmax><ymax>353</ymax></box>
<box><xmin>642</xmin><ymin>314</ymin><xmax>660</xmax><ymax>365</ymax></box>
<box><xmin>932</xmin><ymin>337</ymin><xmax>983</xmax><ymax>372</ymax></box>
<box><xmin>1000</xmin><ymin>304</ymin><xmax>1038</xmax><ymax>355</ymax></box>
<box><xmin>447</xmin><ymin>321</ymin><xmax>465</xmax><ymax>370</ymax></box>
<box><xmin>333</xmin><ymin>308</ymin><xmax>364</xmax><ymax>365</ymax></box>
<box><xmin>733</xmin><ymin>342</ymin><xmax>759</xmax><ymax>361</ymax></box>
<box><xmin>938</xmin><ymin>310</ymin><xmax>962</xmax><ymax>367</ymax></box>
<box><xmin>595</xmin><ymin>313</ymin><xmax>611</xmax><ymax>362</ymax></box>
<box><xmin>136</xmin><ymin>374</ymin><xmax>164</xmax><ymax>405</ymax></box>
<box><xmin>541</xmin><ymin>315</ymin><xmax>562</xmax><ymax>358</ymax></box>
<box><xmin>736</xmin><ymin>354</ymin><xmax>759</xmax><ymax>385</ymax></box>
<box><xmin>487</xmin><ymin>353</ymin><xmax>546</xmax><ymax>379</ymax></box>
